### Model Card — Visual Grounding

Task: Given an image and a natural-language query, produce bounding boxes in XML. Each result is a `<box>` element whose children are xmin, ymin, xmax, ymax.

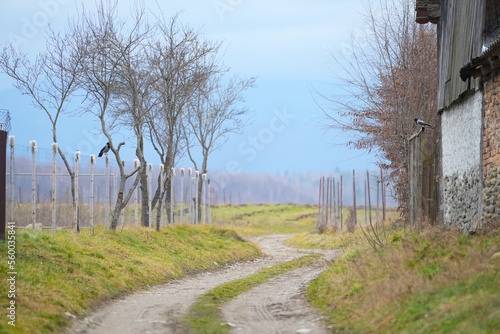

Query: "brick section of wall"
<box><xmin>482</xmin><ymin>74</ymin><xmax>500</xmax><ymax>222</ymax></box>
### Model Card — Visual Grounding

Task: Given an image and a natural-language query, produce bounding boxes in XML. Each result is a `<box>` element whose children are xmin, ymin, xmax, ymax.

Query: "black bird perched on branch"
<box><xmin>98</xmin><ymin>142</ymin><xmax>110</xmax><ymax>157</ymax></box>
<box><xmin>414</xmin><ymin>118</ymin><xmax>434</xmax><ymax>131</ymax></box>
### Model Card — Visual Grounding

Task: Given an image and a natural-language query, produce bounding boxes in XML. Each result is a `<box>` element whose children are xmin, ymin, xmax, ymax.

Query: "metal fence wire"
<box><xmin>0</xmin><ymin>109</ymin><xmax>12</xmax><ymax>133</ymax></box>
<box><xmin>8</xmin><ymin>137</ymin><xmax>212</xmax><ymax>232</ymax></box>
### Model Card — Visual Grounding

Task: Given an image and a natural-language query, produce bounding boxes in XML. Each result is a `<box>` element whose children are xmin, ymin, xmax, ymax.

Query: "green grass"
<box><xmin>183</xmin><ymin>254</ymin><xmax>321</xmax><ymax>334</ymax></box>
<box><xmin>0</xmin><ymin>225</ymin><xmax>260</xmax><ymax>334</ymax></box>
<box><xmin>211</xmin><ymin>204</ymin><xmax>319</xmax><ymax>235</ymax></box>
<box><xmin>301</xmin><ymin>224</ymin><xmax>500</xmax><ymax>333</ymax></box>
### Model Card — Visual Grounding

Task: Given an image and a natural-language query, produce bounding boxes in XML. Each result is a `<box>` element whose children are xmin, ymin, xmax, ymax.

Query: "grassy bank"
<box><xmin>290</xmin><ymin>224</ymin><xmax>500</xmax><ymax>333</ymax></box>
<box><xmin>183</xmin><ymin>254</ymin><xmax>321</xmax><ymax>334</ymax></box>
<box><xmin>0</xmin><ymin>226</ymin><xmax>260</xmax><ymax>334</ymax></box>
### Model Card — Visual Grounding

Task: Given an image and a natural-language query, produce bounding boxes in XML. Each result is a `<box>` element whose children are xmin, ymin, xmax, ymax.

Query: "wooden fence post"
<box><xmin>90</xmin><ymin>155</ymin><xmax>95</xmax><ymax>235</ymax></box>
<box><xmin>180</xmin><ymin>168</ymin><xmax>185</xmax><ymax>226</ymax></box>
<box><xmin>365</xmin><ymin>180</ymin><xmax>368</xmax><ymax>225</ymax></box>
<box><xmin>340</xmin><ymin>175</ymin><xmax>343</xmax><ymax>229</ymax></box>
<box><xmin>170</xmin><ymin>167</ymin><xmax>175</xmax><ymax>226</ymax></box>
<box><xmin>30</xmin><ymin>140</ymin><xmax>37</xmax><ymax>230</ymax></box>
<box><xmin>188</xmin><ymin>168</ymin><xmax>192</xmax><ymax>225</ymax></box>
<box><xmin>134</xmin><ymin>159</ymin><xmax>140</xmax><ymax>227</ymax></box>
<box><xmin>158</xmin><ymin>164</ymin><xmax>164</xmax><ymax>228</ymax></box>
<box><xmin>195</xmin><ymin>171</ymin><xmax>199</xmax><ymax>225</ymax></box>
<box><xmin>367</xmin><ymin>171</ymin><xmax>372</xmax><ymax>226</ymax></box>
<box><xmin>381</xmin><ymin>168</ymin><xmax>386</xmax><ymax>221</ymax></box>
<box><xmin>318</xmin><ymin>177</ymin><xmax>322</xmax><ymax>228</ymax></box>
<box><xmin>105</xmin><ymin>154</ymin><xmax>109</xmax><ymax>229</ymax></box>
<box><xmin>74</xmin><ymin>151</ymin><xmax>80</xmax><ymax>234</ymax></box>
<box><xmin>202</xmin><ymin>174</ymin><xmax>207</xmax><ymax>224</ymax></box>
<box><xmin>148</xmin><ymin>163</ymin><xmax>153</xmax><ymax>229</ymax></box>
<box><xmin>51</xmin><ymin>143</ymin><xmax>58</xmax><ymax>234</ymax></box>
<box><xmin>208</xmin><ymin>179</ymin><xmax>211</xmax><ymax>225</ymax></box>
<box><xmin>352</xmin><ymin>169</ymin><xmax>357</xmax><ymax>225</ymax></box>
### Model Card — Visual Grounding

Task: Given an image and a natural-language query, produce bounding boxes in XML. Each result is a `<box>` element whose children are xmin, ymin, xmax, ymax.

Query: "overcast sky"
<box><xmin>0</xmin><ymin>0</ymin><xmax>377</xmax><ymax>174</ymax></box>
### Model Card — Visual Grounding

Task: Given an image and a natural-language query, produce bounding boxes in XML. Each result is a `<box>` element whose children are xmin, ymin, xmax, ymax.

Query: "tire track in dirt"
<box><xmin>221</xmin><ymin>247</ymin><xmax>339</xmax><ymax>334</ymax></box>
<box><xmin>66</xmin><ymin>234</ymin><xmax>339</xmax><ymax>334</ymax></box>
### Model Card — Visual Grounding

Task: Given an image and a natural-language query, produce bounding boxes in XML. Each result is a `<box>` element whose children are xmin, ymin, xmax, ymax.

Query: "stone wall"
<box><xmin>441</xmin><ymin>90</ymin><xmax>483</xmax><ymax>232</ymax></box>
<box><xmin>482</xmin><ymin>73</ymin><xmax>500</xmax><ymax>223</ymax></box>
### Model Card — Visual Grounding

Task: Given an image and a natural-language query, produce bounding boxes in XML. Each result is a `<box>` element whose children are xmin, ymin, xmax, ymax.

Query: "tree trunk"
<box><xmin>196</xmin><ymin>156</ymin><xmax>208</xmax><ymax>224</ymax></box>
<box><xmin>137</xmin><ymin>137</ymin><xmax>149</xmax><ymax>227</ymax></box>
<box><xmin>110</xmin><ymin>176</ymin><xmax>127</xmax><ymax>230</ymax></box>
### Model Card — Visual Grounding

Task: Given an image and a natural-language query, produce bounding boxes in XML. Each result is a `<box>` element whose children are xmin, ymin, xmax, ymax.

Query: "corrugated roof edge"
<box><xmin>460</xmin><ymin>36</ymin><xmax>500</xmax><ymax>81</ymax></box>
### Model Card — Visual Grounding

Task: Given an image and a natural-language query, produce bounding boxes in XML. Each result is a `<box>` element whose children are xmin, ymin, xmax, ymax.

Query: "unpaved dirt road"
<box><xmin>67</xmin><ymin>234</ymin><xmax>340</xmax><ymax>334</ymax></box>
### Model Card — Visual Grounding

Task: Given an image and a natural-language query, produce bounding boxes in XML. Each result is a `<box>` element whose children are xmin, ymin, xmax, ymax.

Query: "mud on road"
<box><xmin>67</xmin><ymin>234</ymin><xmax>340</xmax><ymax>334</ymax></box>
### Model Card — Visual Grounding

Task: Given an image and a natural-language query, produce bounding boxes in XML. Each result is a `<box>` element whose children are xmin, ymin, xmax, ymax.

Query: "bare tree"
<box><xmin>146</xmin><ymin>14</ymin><xmax>222</xmax><ymax>229</ymax></box>
<box><xmin>107</xmin><ymin>4</ymin><xmax>158</xmax><ymax>227</ymax></box>
<box><xmin>74</xmin><ymin>1</ymin><xmax>141</xmax><ymax>230</ymax></box>
<box><xmin>0</xmin><ymin>27</ymin><xmax>83</xmax><ymax>228</ymax></box>
<box><xmin>318</xmin><ymin>0</ymin><xmax>437</xmax><ymax>218</ymax></box>
<box><xmin>185</xmin><ymin>72</ymin><xmax>256</xmax><ymax>222</ymax></box>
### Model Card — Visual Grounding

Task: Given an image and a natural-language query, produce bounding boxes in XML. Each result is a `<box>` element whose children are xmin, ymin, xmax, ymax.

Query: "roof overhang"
<box><xmin>460</xmin><ymin>37</ymin><xmax>500</xmax><ymax>81</ymax></box>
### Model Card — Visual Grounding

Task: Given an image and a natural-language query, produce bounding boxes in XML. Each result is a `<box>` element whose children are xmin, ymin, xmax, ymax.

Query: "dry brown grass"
<box><xmin>307</xmin><ymin>223</ymin><xmax>500</xmax><ymax>333</ymax></box>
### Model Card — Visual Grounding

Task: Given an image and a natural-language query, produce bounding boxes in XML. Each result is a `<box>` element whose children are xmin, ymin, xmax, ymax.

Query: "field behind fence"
<box><xmin>8</xmin><ymin>137</ymin><xmax>397</xmax><ymax>233</ymax></box>
<box><xmin>8</xmin><ymin>138</ymin><xmax>215</xmax><ymax>231</ymax></box>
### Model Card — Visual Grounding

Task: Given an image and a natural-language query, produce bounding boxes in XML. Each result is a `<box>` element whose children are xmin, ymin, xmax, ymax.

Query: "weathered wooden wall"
<box><xmin>437</xmin><ymin>0</ymin><xmax>485</xmax><ymax>110</ymax></box>
<box><xmin>408</xmin><ymin>127</ymin><xmax>440</xmax><ymax>227</ymax></box>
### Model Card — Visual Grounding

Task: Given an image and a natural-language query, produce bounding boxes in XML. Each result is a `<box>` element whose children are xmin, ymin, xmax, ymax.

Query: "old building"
<box><xmin>416</xmin><ymin>0</ymin><xmax>500</xmax><ymax>231</ymax></box>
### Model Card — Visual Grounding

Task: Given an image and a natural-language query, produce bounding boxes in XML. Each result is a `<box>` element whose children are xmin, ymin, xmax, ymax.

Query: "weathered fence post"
<box><xmin>148</xmin><ymin>163</ymin><xmax>153</xmax><ymax>229</ymax></box>
<box><xmin>134</xmin><ymin>159</ymin><xmax>140</xmax><ymax>227</ymax></box>
<box><xmin>352</xmin><ymin>170</ymin><xmax>357</xmax><ymax>225</ymax></box>
<box><xmin>90</xmin><ymin>155</ymin><xmax>95</xmax><ymax>235</ymax></box>
<box><xmin>340</xmin><ymin>175</ymin><xmax>343</xmax><ymax>229</ymax></box>
<box><xmin>381</xmin><ymin>168</ymin><xmax>386</xmax><ymax>221</ymax></box>
<box><xmin>9</xmin><ymin>136</ymin><xmax>14</xmax><ymax>222</ymax></box>
<box><xmin>202</xmin><ymin>174</ymin><xmax>207</xmax><ymax>224</ymax></box>
<box><xmin>30</xmin><ymin>140</ymin><xmax>37</xmax><ymax>230</ymax></box>
<box><xmin>367</xmin><ymin>171</ymin><xmax>372</xmax><ymax>226</ymax></box>
<box><xmin>180</xmin><ymin>168</ymin><xmax>184</xmax><ymax>226</ymax></box>
<box><xmin>208</xmin><ymin>179</ymin><xmax>211</xmax><ymax>225</ymax></box>
<box><xmin>318</xmin><ymin>177</ymin><xmax>322</xmax><ymax>228</ymax></box>
<box><xmin>324</xmin><ymin>177</ymin><xmax>330</xmax><ymax>228</ymax></box>
<box><xmin>51</xmin><ymin>143</ymin><xmax>58</xmax><ymax>234</ymax></box>
<box><xmin>376</xmin><ymin>175</ymin><xmax>380</xmax><ymax>223</ymax></box>
<box><xmin>332</xmin><ymin>177</ymin><xmax>336</xmax><ymax>227</ymax></box>
<box><xmin>159</xmin><ymin>164</ymin><xmax>164</xmax><ymax>228</ymax></box>
<box><xmin>105</xmin><ymin>154</ymin><xmax>110</xmax><ymax>229</ymax></box>
<box><xmin>330</xmin><ymin>177</ymin><xmax>334</xmax><ymax>226</ymax></box>
<box><xmin>170</xmin><ymin>167</ymin><xmax>175</xmax><ymax>226</ymax></box>
<box><xmin>120</xmin><ymin>163</ymin><xmax>125</xmax><ymax>231</ymax></box>
<box><xmin>74</xmin><ymin>151</ymin><xmax>80</xmax><ymax>234</ymax></box>
<box><xmin>195</xmin><ymin>171</ymin><xmax>199</xmax><ymax>225</ymax></box>
<box><xmin>365</xmin><ymin>180</ymin><xmax>368</xmax><ymax>225</ymax></box>
<box><xmin>188</xmin><ymin>168</ymin><xmax>192</xmax><ymax>225</ymax></box>
<box><xmin>321</xmin><ymin>176</ymin><xmax>328</xmax><ymax>228</ymax></box>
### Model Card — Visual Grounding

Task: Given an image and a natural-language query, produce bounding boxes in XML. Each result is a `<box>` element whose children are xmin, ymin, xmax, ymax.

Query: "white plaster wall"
<box><xmin>441</xmin><ymin>90</ymin><xmax>483</xmax><ymax>232</ymax></box>
<box><xmin>441</xmin><ymin>90</ymin><xmax>483</xmax><ymax>177</ymax></box>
